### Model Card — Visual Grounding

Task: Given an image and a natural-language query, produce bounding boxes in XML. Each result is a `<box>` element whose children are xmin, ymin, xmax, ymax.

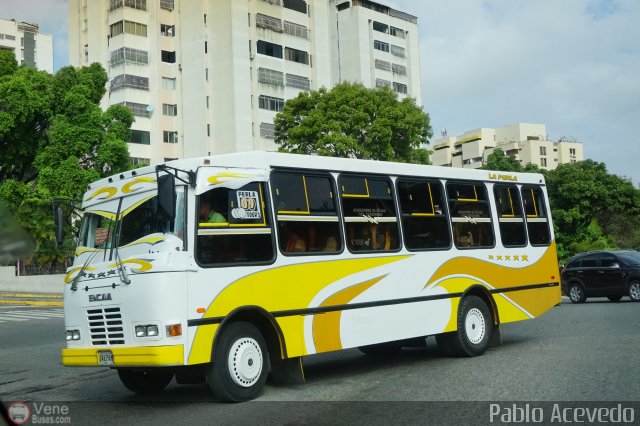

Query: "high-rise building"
<box><xmin>0</xmin><ymin>18</ymin><xmax>53</xmax><ymax>73</ymax></box>
<box><xmin>431</xmin><ymin>123</ymin><xmax>584</xmax><ymax>171</ymax></box>
<box><xmin>68</xmin><ymin>0</ymin><xmax>422</xmax><ymax>166</ymax></box>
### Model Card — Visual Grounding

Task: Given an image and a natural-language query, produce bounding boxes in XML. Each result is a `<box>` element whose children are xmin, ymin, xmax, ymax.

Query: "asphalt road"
<box><xmin>1</xmin><ymin>299</ymin><xmax>639</xmax><ymax>425</ymax></box>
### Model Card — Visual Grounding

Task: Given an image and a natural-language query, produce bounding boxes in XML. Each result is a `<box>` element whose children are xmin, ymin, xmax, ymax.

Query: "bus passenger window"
<box><xmin>196</xmin><ymin>182</ymin><xmax>274</xmax><ymax>265</ymax></box>
<box><xmin>339</xmin><ymin>175</ymin><xmax>400</xmax><ymax>253</ymax></box>
<box><xmin>522</xmin><ymin>186</ymin><xmax>551</xmax><ymax>246</ymax></box>
<box><xmin>397</xmin><ymin>179</ymin><xmax>450</xmax><ymax>250</ymax></box>
<box><xmin>493</xmin><ymin>185</ymin><xmax>527</xmax><ymax>247</ymax></box>
<box><xmin>447</xmin><ymin>182</ymin><xmax>494</xmax><ymax>249</ymax></box>
<box><xmin>271</xmin><ymin>172</ymin><xmax>342</xmax><ymax>255</ymax></box>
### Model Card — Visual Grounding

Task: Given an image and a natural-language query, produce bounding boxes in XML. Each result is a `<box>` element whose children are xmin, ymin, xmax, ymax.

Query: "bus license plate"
<box><xmin>98</xmin><ymin>351</ymin><xmax>114</xmax><ymax>366</ymax></box>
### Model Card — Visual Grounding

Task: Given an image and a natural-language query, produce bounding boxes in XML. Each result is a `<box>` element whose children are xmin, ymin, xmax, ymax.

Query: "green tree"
<box><xmin>0</xmin><ymin>63</ymin><xmax>133</xmax><ymax>269</ymax></box>
<box><xmin>545</xmin><ymin>160</ymin><xmax>640</xmax><ymax>260</ymax></box>
<box><xmin>274</xmin><ymin>82</ymin><xmax>432</xmax><ymax>164</ymax></box>
<box><xmin>481</xmin><ymin>148</ymin><xmax>524</xmax><ymax>172</ymax></box>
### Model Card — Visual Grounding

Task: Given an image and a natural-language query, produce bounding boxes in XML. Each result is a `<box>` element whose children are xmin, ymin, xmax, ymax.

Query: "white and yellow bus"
<box><xmin>58</xmin><ymin>151</ymin><xmax>560</xmax><ymax>401</ymax></box>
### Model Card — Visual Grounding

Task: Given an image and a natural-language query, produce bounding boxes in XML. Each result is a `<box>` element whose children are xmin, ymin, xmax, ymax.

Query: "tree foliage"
<box><xmin>274</xmin><ymin>82</ymin><xmax>432</xmax><ymax>164</ymax></box>
<box><xmin>0</xmin><ymin>62</ymin><xmax>132</xmax><ymax>268</ymax></box>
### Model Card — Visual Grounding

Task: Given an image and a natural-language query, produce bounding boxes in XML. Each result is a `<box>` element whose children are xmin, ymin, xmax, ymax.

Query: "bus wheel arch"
<box><xmin>462</xmin><ymin>285</ymin><xmax>500</xmax><ymax>326</ymax></box>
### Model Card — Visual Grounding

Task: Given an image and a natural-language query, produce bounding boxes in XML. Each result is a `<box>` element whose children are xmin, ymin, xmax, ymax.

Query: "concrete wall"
<box><xmin>0</xmin><ymin>267</ymin><xmax>64</xmax><ymax>294</ymax></box>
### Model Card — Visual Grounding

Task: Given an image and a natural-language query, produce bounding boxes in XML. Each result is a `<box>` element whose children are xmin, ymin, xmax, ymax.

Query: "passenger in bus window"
<box><xmin>199</xmin><ymin>196</ymin><xmax>226</xmax><ymax>224</ymax></box>
<box><xmin>455</xmin><ymin>225</ymin><xmax>474</xmax><ymax>247</ymax></box>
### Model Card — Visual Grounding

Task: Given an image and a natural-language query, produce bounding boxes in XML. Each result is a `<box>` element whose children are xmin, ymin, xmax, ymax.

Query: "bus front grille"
<box><xmin>86</xmin><ymin>307</ymin><xmax>125</xmax><ymax>346</ymax></box>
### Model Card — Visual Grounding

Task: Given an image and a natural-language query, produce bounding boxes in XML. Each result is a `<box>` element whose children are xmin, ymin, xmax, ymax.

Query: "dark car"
<box><xmin>561</xmin><ymin>250</ymin><xmax>640</xmax><ymax>303</ymax></box>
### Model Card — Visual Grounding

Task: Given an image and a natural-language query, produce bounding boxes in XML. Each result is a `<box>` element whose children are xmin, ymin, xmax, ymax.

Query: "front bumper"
<box><xmin>62</xmin><ymin>345</ymin><xmax>184</xmax><ymax>367</ymax></box>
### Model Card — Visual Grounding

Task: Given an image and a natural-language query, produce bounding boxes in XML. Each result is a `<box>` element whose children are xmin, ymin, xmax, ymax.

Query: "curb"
<box><xmin>0</xmin><ymin>292</ymin><xmax>64</xmax><ymax>307</ymax></box>
<box><xmin>0</xmin><ymin>299</ymin><xmax>64</xmax><ymax>307</ymax></box>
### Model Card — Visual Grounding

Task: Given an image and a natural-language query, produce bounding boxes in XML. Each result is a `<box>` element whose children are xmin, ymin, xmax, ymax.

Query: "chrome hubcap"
<box><xmin>228</xmin><ymin>337</ymin><xmax>263</xmax><ymax>387</ymax></box>
<box><xmin>630</xmin><ymin>283</ymin><xmax>640</xmax><ymax>300</ymax></box>
<box><xmin>570</xmin><ymin>286</ymin><xmax>581</xmax><ymax>301</ymax></box>
<box><xmin>465</xmin><ymin>308</ymin><xmax>485</xmax><ymax>344</ymax></box>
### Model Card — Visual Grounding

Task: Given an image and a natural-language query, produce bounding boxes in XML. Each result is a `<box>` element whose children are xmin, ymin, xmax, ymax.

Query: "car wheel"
<box><xmin>117</xmin><ymin>368</ymin><xmax>173</xmax><ymax>394</ymax></box>
<box><xmin>568</xmin><ymin>283</ymin><xmax>586</xmax><ymax>304</ymax></box>
<box><xmin>628</xmin><ymin>280</ymin><xmax>640</xmax><ymax>302</ymax></box>
<box><xmin>207</xmin><ymin>321</ymin><xmax>269</xmax><ymax>402</ymax></box>
<box><xmin>607</xmin><ymin>295</ymin><xmax>622</xmax><ymax>302</ymax></box>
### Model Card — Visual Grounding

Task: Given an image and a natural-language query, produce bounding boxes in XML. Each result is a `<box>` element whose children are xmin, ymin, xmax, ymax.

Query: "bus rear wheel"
<box><xmin>117</xmin><ymin>368</ymin><xmax>174</xmax><ymax>394</ymax></box>
<box><xmin>207</xmin><ymin>321</ymin><xmax>269</xmax><ymax>402</ymax></box>
<box><xmin>438</xmin><ymin>295</ymin><xmax>492</xmax><ymax>357</ymax></box>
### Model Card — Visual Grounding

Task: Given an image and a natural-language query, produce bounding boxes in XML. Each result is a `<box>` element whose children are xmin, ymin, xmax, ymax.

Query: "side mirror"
<box><xmin>611</xmin><ymin>262</ymin><xmax>620</xmax><ymax>269</ymax></box>
<box><xmin>54</xmin><ymin>206</ymin><xmax>64</xmax><ymax>246</ymax></box>
<box><xmin>157</xmin><ymin>173</ymin><xmax>176</xmax><ymax>221</ymax></box>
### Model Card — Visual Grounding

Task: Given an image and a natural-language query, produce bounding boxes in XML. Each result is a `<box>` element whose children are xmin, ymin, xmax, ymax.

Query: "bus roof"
<box><xmin>87</xmin><ymin>151</ymin><xmax>546</xmax><ymax>191</ymax></box>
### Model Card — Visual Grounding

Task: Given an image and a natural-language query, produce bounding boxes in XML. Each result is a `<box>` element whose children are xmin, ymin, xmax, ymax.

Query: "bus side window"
<box><xmin>522</xmin><ymin>186</ymin><xmax>551</xmax><ymax>246</ymax></box>
<box><xmin>397</xmin><ymin>179</ymin><xmax>450</xmax><ymax>250</ymax></box>
<box><xmin>339</xmin><ymin>175</ymin><xmax>400</xmax><ymax>253</ymax></box>
<box><xmin>271</xmin><ymin>172</ymin><xmax>342</xmax><ymax>255</ymax></box>
<box><xmin>493</xmin><ymin>184</ymin><xmax>527</xmax><ymax>247</ymax></box>
<box><xmin>196</xmin><ymin>182</ymin><xmax>275</xmax><ymax>265</ymax></box>
<box><xmin>447</xmin><ymin>182</ymin><xmax>495</xmax><ymax>249</ymax></box>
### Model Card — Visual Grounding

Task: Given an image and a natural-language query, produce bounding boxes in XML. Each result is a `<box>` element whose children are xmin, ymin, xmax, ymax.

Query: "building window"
<box><xmin>109</xmin><ymin>0</ymin><xmax>147</xmax><ymax>12</ymax></box>
<box><xmin>162</xmin><ymin>77</ymin><xmax>176</xmax><ymax>90</ymax></box>
<box><xmin>372</xmin><ymin>21</ymin><xmax>388</xmax><ymax>33</ymax></box>
<box><xmin>110</xmin><ymin>47</ymin><xmax>148</xmax><ymax>66</ymax></box>
<box><xmin>259</xmin><ymin>95</ymin><xmax>285</xmax><ymax>112</ymax></box>
<box><xmin>204</xmin><ymin>41</ymin><xmax>208</xmax><ymax>53</ymax></box>
<box><xmin>257</xmin><ymin>40</ymin><xmax>283</xmax><ymax>58</ymax></box>
<box><xmin>540</xmin><ymin>146</ymin><xmax>547</xmax><ymax>156</ymax></box>
<box><xmin>110</xmin><ymin>74</ymin><xmax>149</xmax><ymax>92</ymax></box>
<box><xmin>570</xmin><ymin>148</ymin><xmax>576</xmax><ymax>157</ymax></box>
<box><xmin>205</xmin><ymin>68</ymin><xmax>209</xmax><ymax>81</ymax></box>
<box><xmin>110</xmin><ymin>20</ymin><xmax>148</xmax><ymax>37</ymax></box>
<box><xmin>160</xmin><ymin>0</ymin><xmax>174</xmax><ymax>11</ymax></box>
<box><xmin>393</xmin><ymin>82</ymin><xmax>407</xmax><ymax>94</ymax></box>
<box><xmin>374</xmin><ymin>40</ymin><xmax>389</xmax><ymax>52</ymax></box>
<box><xmin>390</xmin><ymin>26</ymin><xmax>406</xmax><ymax>39</ymax></box>
<box><xmin>390</xmin><ymin>44</ymin><xmax>405</xmax><ymax>58</ymax></box>
<box><xmin>161</xmin><ymin>50</ymin><xmax>176</xmax><ymax>63</ymax></box>
<box><xmin>527</xmin><ymin>136</ymin><xmax>541</xmax><ymax>140</ymax></box>
<box><xmin>207</xmin><ymin>124</ymin><xmax>210</xmax><ymax>137</ymax></box>
<box><xmin>284</xmin><ymin>47</ymin><xmax>309</xmax><ymax>65</ymax></box>
<box><xmin>206</xmin><ymin>96</ymin><xmax>210</xmax><ymax>108</ymax></box>
<box><xmin>163</xmin><ymin>131</ymin><xmax>179</xmax><ymax>144</ymax></box>
<box><xmin>256</xmin><ymin>14</ymin><xmax>283</xmax><ymax>32</ymax></box>
<box><xmin>376</xmin><ymin>78</ymin><xmax>391</xmax><ymax>88</ymax></box>
<box><xmin>162</xmin><ymin>103</ymin><xmax>177</xmax><ymax>116</ymax></box>
<box><xmin>258</xmin><ymin>67</ymin><xmax>284</xmax><ymax>86</ymax></box>
<box><xmin>286</xmin><ymin>73</ymin><xmax>310</xmax><ymax>90</ymax></box>
<box><xmin>131</xmin><ymin>157</ymin><xmax>150</xmax><ymax>166</ymax></box>
<box><xmin>336</xmin><ymin>1</ymin><xmax>350</xmax><ymax>11</ymax></box>
<box><xmin>116</xmin><ymin>101</ymin><xmax>149</xmax><ymax>117</ymax></box>
<box><xmin>375</xmin><ymin>59</ymin><xmax>391</xmax><ymax>71</ymax></box>
<box><xmin>392</xmin><ymin>63</ymin><xmax>407</xmax><ymax>76</ymax></box>
<box><xmin>260</xmin><ymin>122</ymin><xmax>275</xmax><ymax>139</ymax></box>
<box><xmin>129</xmin><ymin>130</ymin><xmax>151</xmax><ymax>145</ymax></box>
<box><xmin>540</xmin><ymin>158</ymin><xmax>547</xmax><ymax>167</ymax></box>
<box><xmin>160</xmin><ymin>24</ymin><xmax>175</xmax><ymax>37</ymax></box>
<box><xmin>283</xmin><ymin>21</ymin><xmax>309</xmax><ymax>39</ymax></box>
<box><xmin>283</xmin><ymin>0</ymin><xmax>307</xmax><ymax>14</ymax></box>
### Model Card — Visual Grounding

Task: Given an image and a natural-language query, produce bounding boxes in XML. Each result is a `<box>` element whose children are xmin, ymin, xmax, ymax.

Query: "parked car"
<box><xmin>561</xmin><ymin>250</ymin><xmax>640</xmax><ymax>303</ymax></box>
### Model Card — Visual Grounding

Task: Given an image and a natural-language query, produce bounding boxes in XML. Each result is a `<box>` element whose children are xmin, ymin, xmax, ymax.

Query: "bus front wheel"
<box><xmin>438</xmin><ymin>295</ymin><xmax>492</xmax><ymax>357</ymax></box>
<box><xmin>207</xmin><ymin>321</ymin><xmax>269</xmax><ymax>402</ymax></box>
<box><xmin>117</xmin><ymin>368</ymin><xmax>174</xmax><ymax>394</ymax></box>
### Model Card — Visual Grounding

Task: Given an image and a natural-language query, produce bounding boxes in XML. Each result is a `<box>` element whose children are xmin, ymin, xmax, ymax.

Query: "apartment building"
<box><xmin>431</xmin><ymin>123</ymin><xmax>584</xmax><ymax>171</ymax></box>
<box><xmin>0</xmin><ymin>18</ymin><xmax>53</xmax><ymax>73</ymax></box>
<box><xmin>68</xmin><ymin>0</ymin><xmax>421</xmax><ymax>166</ymax></box>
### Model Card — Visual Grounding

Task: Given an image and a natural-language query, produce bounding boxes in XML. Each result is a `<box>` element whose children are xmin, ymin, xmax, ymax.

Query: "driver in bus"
<box><xmin>199</xmin><ymin>197</ymin><xmax>226</xmax><ymax>223</ymax></box>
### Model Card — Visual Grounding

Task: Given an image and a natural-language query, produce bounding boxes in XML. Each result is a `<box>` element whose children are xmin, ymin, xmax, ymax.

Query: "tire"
<box><xmin>358</xmin><ymin>340</ymin><xmax>403</xmax><ymax>356</ymax></box>
<box><xmin>441</xmin><ymin>295</ymin><xmax>493</xmax><ymax>357</ymax></box>
<box><xmin>568</xmin><ymin>282</ymin><xmax>586</xmax><ymax>304</ymax></box>
<box><xmin>628</xmin><ymin>280</ymin><xmax>640</xmax><ymax>302</ymax></box>
<box><xmin>607</xmin><ymin>295</ymin><xmax>623</xmax><ymax>302</ymax></box>
<box><xmin>207</xmin><ymin>321</ymin><xmax>269</xmax><ymax>402</ymax></box>
<box><xmin>117</xmin><ymin>368</ymin><xmax>174</xmax><ymax>394</ymax></box>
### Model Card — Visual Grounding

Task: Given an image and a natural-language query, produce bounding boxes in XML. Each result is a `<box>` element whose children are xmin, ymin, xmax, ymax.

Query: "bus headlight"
<box><xmin>66</xmin><ymin>330</ymin><xmax>81</xmax><ymax>341</ymax></box>
<box><xmin>135</xmin><ymin>324</ymin><xmax>160</xmax><ymax>338</ymax></box>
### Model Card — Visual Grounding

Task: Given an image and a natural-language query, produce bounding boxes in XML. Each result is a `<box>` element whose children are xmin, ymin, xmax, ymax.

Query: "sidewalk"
<box><xmin>0</xmin><ymin>291</ymin><xmax>64</xmax><ymax>307</ymax></box>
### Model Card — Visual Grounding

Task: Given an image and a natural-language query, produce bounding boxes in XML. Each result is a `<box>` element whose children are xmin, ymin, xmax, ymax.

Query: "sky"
<box><xmin>2</xmin><ymin>0</ymin><xmax>639</xmax><ymax>183</ymax></box>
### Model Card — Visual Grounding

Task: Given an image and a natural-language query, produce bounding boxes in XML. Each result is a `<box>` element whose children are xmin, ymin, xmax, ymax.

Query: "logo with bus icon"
<box><xmin>7</xmin><ymin>402</ymin><xmax>31</xmax><ymax>424</ymax></box>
